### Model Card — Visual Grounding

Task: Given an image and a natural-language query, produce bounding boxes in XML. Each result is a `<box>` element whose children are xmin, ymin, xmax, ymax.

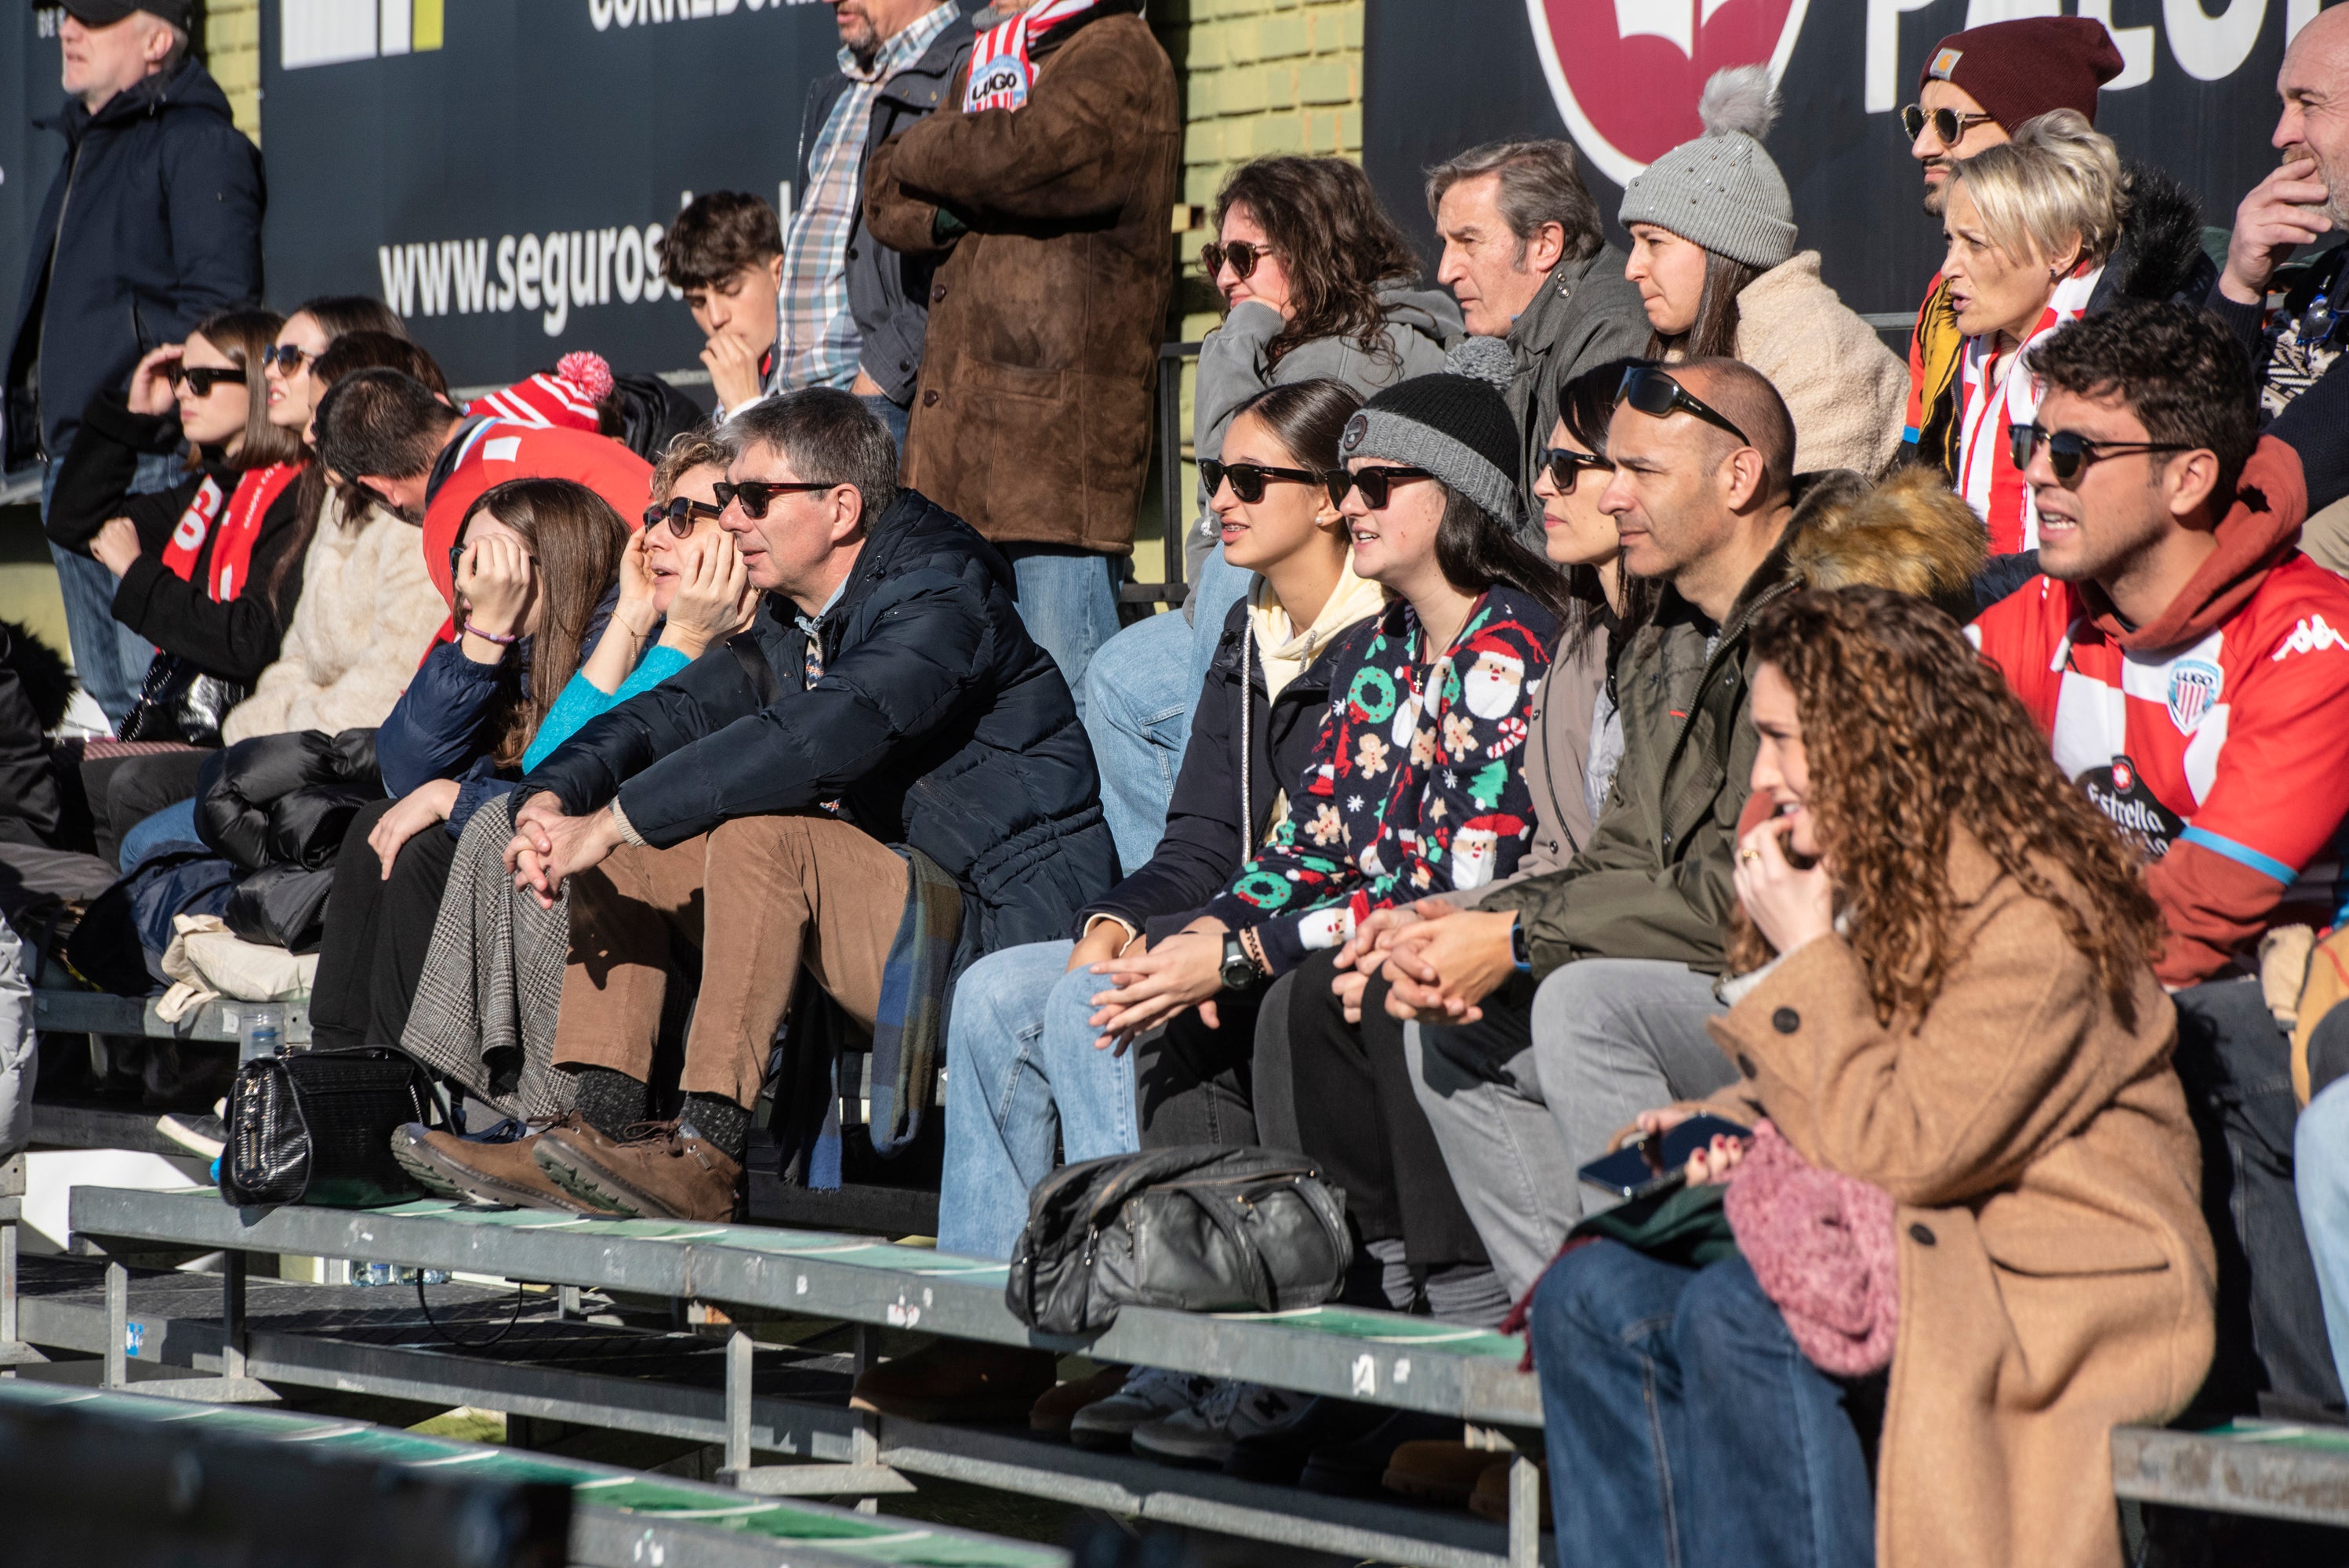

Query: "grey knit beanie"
<box><xmin>1617</xmin><ymin>66</ymin><xmax>1797</xmax><ymax>270</ymax></box>
<box><xmin>1338</xmin><ymin>338</ymin><xmax>1522</xmax><ymax>528</ymax></box>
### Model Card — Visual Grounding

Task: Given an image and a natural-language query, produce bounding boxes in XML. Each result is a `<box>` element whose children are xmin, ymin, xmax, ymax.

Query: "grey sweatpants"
<box><xmin>1405</xmin><ymin>958</ymin><xmax>1737</xmax><ymax>1298</ymax></box>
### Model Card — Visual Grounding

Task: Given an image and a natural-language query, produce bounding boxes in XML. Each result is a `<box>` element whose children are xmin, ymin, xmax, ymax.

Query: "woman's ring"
<box><xmin>1738</xmin><ymin>848</ymin><xmax>1762</xmax><ymax>863</ymax></box>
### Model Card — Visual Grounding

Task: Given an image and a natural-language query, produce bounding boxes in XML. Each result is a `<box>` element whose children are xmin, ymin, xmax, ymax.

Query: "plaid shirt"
<box><xmin>772</xmin><ymin>1</ymin><xmax>959</xmax><ymax>394</ymax></box>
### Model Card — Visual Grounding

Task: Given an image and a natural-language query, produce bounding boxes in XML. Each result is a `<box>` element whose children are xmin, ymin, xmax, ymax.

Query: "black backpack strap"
<box><xmin>727</xmin><ymin>633</ymin><xmax>781</xmax><ymax>706</ymax></box>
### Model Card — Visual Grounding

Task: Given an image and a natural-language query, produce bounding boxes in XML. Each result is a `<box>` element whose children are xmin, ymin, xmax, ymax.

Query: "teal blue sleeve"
<box><xmin>520</xmin><ymin>646</ymin><xmax>693</xmax><ymax>773</ymax></box>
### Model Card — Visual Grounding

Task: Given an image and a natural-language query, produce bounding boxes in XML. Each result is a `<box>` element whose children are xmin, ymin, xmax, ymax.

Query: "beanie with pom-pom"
<box><xmin>1617</xmin><ymin>64</ymin><xmax>1798</xmax><ymax>270</ymax></box>
<box><xmin>468</xmin><ymin>350</ymin><xmax>615</xmax><ymax>433</ymax></box>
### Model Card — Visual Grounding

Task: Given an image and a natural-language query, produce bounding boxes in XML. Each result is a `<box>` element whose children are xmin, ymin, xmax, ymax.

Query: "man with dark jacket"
<box><xmin>1425</xmin><ymin>140</ymin><xmax>1649</xmax><ymax>524</ymax></box>
<box><xmin>863</xmin><ymin>0</ymin><xmax>1178</xmax><ymax>702</ymax></box>
<box><xmin>5</xmin><ymin>0</ymin><xmax>263</xmax><ymax>726</ymax></box>
<box><xmin>1356</xmin><ymin>361</ymin><xmax>1839</xmax><ymax>1294</ymax></box>
<box><xmin>406</xmin><ymin>390</ymin><xmax>1114</xmax><ymax>1221</ymax></box>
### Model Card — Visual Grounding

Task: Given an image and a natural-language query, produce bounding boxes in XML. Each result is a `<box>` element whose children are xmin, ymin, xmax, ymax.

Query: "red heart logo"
<box><xmin>1525</xmin><ymin>0</ymin><xmax>1811</xmax><ymax>185</ymax></box>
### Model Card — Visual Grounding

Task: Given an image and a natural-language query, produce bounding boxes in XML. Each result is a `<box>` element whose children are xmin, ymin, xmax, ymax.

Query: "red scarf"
<box><xmin>961</xmin><ymin>0</ymin><xmax>1137</xmax><ymax>111</ymax></box>
<box><xmin>158</xmin><ymin>461</ymin><xmax>301</xmax><ymax>603</ymax></box>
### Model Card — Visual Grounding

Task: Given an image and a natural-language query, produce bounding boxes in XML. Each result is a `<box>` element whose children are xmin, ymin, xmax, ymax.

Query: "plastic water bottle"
<box><xmin>350</xmin><ymin>1261</ymin><xmax>401</xmax><ymax>1287</ymax></box>
<box><xmin>237</xmin><ymin>1005</ymin><xmax>284</xmax><ymax>1065</ymax></box>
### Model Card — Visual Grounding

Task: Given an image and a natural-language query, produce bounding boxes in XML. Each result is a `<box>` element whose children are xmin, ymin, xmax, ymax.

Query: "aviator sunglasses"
<box><xmin>1900</xmin><ymin>103</ymin><xmax>1997</xmax><ymax>145</ymax></box>
<box><xmin>644</xmin><ymin>496</ymin><xmax>727</xmax><ymax>536</ymax></box>
<box><xmin>1200</xmin><ymin>238</ymin><xmax>1280</xmax><ymax>281</ymax></box>
<box><xmin>1201</xmin><ymin>459</ymin><xmax>1321</xmax><ymax>504</ymax></box>
<box><xmin>167</xmin><ymin>364</ymin><xmax>248</xmax><ymax>396</ymax></box>
<box><xmin>713</xmin><ymin>479</ymin><xmax>833</xmax><ymax>519</ymax></box>
<box><xmin>2009</xmin><ymin>423</ymin><xmax>2194</xmax><ymax>487</ymax></box>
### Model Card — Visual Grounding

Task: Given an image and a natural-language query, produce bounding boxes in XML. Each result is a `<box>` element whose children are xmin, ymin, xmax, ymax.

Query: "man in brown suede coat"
<box><xmin>862</xmin><ymin>0</ymin><xmax>1178</xmax><ymax>704</ymax></box>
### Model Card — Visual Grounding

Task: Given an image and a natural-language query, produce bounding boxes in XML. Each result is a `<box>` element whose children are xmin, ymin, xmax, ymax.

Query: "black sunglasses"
<box><xmin>1202</xmin><ymin>459</ymin><xmax>1321</xmax><ymax>504</ymax></box>
<box><xmin>1541</xmin><ymin>447</ymin><xmax>1614</xmax><ymax>490</ymax></box>
<box><xmin>260</xmin><ymin>343</ymin><xmax>316</xmax><ymax>374</ymax></box>
<box><xmin>167</xmin><ymin>364</ymin><xmax>247</xmax><ymax>396</ymax></box>
<box><xmin>1201</xmin><ymin>239</ymin><xmax>1278</xmax><ymax>281</ymax></box>
<box><xmin>644</xmin><ymin>496</ymin><xmax>727</xmax><ymax>537</ymax></box>
<box><xmin>2009</xmin><ymin>423</ymin><xmax>2195</xmax><ymax>486</ymax></box>
<box><xmin>713</xmin><ymin>479</ymin><xmax>833</xmax><ymax>520</ymax></box>
<box><xmin>1901</xmin><ymin>103</ymin><xmax>1997</xmax><ymax>145</ymax></box>
<box><xmin>1615</xmin><ymin>365</ymin><xmax>1750</xmax><ymax>447</ymax></box>
<box><xmin>1325</xmin><ymin>466</ymin><xmax>1436</xmax><ymax>510</ymax></box>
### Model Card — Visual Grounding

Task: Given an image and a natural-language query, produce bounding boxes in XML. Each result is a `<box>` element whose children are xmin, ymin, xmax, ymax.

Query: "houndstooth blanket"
<box><xmin>400</xmin><ymin>795</ymin><xmax>574</xmax><ymax>1119</ymax></box>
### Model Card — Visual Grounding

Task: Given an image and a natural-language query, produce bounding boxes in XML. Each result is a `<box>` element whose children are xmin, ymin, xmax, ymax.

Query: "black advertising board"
<box><xmin>1363</xmin><ymin>0</ymin><xmax>2315</xmax><ymax>318</ymax></box>
<box><xmin>256</xmin><ymin>0</ymin><xmax>846</xmax><ymax>390</ymax></box>
<box><xmin>2</xmin><ymin>9</ymin><xmax>68</xmax><ymax>364</ymax></box>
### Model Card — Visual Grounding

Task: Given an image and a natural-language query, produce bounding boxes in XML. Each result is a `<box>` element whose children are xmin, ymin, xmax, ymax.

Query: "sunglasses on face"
<box><xmin>1324</xmin><ymin>466</ymin><xmax>1436</xmax><ymax>510</ymax></box>
<box><xmin>1200</xmin><ymin>238</ymin><xmax>1277</xmax><ymax>281</ymax></box>
<box><xmin>1615</xmin><ymin>365</ymin><xmax>1751</xmax><ymax>447</ymax></box>
<box><xmin>2009</xmin><ymin>423</ymin><xmax>2195</xmax><ymax>486</ymax></box>
<box><xmin>713</xmin><ymin>479</ymin><xmax>833</xmax><ymax>520</ymax></box>
<box><xmin>1201</xmin><ymin>459</ymin><xmax>1321</xmax><ymax>504</ymax></box>
<box><xmin>1541</xmin><ymin>447</ymin><xmax>1614</xmax><ymax>490</ymax></box>
<box><xmin>1901</xmin><ymin>103</ymin><xmax>1998</xmax><ymax>146</ymax></box>
<box><xmin>260</xmin><ymin>343</ymin><xmax>317</xmax><ymax>375</ymax></box>
<box><xmin>644</xmin><ymin>496</ymin><xmax>727</xmax><ymax>537</ymax></box>
<box><xmin>167</xmin><ymin>364</ymin><xmax>247</xmax><ymax>396</ymax></box>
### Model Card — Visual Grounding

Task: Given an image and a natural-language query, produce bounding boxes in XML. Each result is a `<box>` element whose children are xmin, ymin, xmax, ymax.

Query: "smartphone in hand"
<box><xmin>1577</xmin><ymin>1113</ymin><xmax>1752</xmax><ymax>1200</ymax></box>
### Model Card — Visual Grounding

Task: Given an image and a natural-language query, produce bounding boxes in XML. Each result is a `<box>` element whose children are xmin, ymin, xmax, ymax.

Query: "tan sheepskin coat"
<box><xmin>1699</xmin><ymin>834</ymin><xmax>2216</xmax><ymax>1568</ymax></box>
<box><xmin>223</xmin><ymin>492</ymin><xmax>446</xmax><ymax>744</ymax></box>
<box><xmin>1734</xmin><ymin>250</ymin><xmax>1909</xmax><ymax>479</ymax></box>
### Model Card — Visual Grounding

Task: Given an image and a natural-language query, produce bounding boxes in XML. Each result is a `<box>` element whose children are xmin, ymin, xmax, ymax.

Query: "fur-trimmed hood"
<box><xmin>1790</xmin><ymin>463</ymin><xmax>1990</xmax><ymax>622</ymax></box>
<box><xmin>1</xmin><ymin>620</ymin><xmax>74</xmax><ymax>731</ymax></box>
<box><xmin>2093</xmin><ymin>161</ymin><xmax>2219</xmax><ymax>312</ymax></box>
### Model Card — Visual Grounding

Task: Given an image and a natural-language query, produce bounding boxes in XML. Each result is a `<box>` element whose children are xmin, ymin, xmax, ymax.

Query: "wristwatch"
<box><xmin>1509</xmin><ymin>915</ymin><xmax>1533</xmax><ymax>975</ymax></box>
<box><xmin>1221</xmin><ymin>931</ymin><xmax>1258</xmax><ymax>990</ymax></box>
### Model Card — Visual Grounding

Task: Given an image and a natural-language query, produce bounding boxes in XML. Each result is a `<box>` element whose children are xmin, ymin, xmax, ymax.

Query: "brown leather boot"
<box><xmin>532</xmin><ymin>1120</ymin><xmax>742</xmax><ymax>1221</ymax></box>
<box><xmin>849</xmin><ymin>1339</ymin><xmax>1059</xmax><ymax>1423</ymax></box>
<box><xmin>390</xmin><ymin>1116</ymin><xmax>620</xmax><ymax>1215</ymax></box>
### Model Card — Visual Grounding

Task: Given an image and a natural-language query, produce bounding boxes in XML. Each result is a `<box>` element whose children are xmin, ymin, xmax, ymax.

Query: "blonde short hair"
<box><xmin>1950</xmin><ymin>109</ymin><xmax>2126</xmax><ymax>270</ymax></box>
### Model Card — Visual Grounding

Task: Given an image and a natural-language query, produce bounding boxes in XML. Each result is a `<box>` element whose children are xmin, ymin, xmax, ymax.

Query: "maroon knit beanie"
<box><xmin>1918</xmin><ymin>17</ymin><xmax>2123</xmax><ymax>130</ymax></box>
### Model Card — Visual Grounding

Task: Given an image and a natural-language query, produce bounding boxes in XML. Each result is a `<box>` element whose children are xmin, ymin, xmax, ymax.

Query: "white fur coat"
<box><xmin>223</xmin><ymin>492</ymin><xmax>447</xmax><ymax>744</ymax></box>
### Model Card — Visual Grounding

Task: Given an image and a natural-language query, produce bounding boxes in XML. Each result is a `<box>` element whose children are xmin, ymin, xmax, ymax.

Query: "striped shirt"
<box><xmin>772</xmin><ymin>1</ymin><xmax>959</xmax><ymax>394</ymax></box>
<box><xmin>1953</xmin><ymin>263</ymin><xmax>2100</xmax><ymax>556</ymax></box>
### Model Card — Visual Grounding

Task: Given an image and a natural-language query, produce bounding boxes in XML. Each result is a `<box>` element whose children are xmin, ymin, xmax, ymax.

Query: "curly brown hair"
<box><xmin>1209</xmin><ymin>157</ymin><xmax>1424</xmax><ymax>369</ymax></box>
<box><xmin>1732</xmin><ymin>586</ymin><xmax>2166</xmax><ymax>1029</ymax></box>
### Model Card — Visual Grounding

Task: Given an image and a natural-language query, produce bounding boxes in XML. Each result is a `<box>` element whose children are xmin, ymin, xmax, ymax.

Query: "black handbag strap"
<box><xmin>1181</xmin><ymin>1181</ymin><xmax>1279</xmax><ymax>1313</ymax></box>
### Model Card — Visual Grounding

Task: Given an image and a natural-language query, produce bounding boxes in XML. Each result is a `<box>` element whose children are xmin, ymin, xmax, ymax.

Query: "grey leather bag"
<box><xmin>1005</xmin><ymin>1145</ymin><xmax>1352</xmax><ymax>1335</ymax></box>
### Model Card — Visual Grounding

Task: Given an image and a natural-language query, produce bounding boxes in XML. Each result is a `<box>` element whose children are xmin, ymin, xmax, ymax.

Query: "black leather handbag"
<box><xmin>1006</xmin><ymin>1145</ymin><xmax>1352</xmax><ymax>1335</ymax></box>
<box><xmin>220</xmin><ymin>1047</ymin><xmax>434</xmax><ymax>1208</ymax></box>
<box><xmin>119</xmin><ymin>651</ymin><xmax>247</xmax><ymax>747</ymax></box>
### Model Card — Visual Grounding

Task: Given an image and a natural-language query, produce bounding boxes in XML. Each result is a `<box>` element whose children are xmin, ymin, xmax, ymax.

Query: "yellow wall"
<box><xmin>205</xmin><ymin>0</ymin><xmax>265</xmax><ymax>142</ymax></box>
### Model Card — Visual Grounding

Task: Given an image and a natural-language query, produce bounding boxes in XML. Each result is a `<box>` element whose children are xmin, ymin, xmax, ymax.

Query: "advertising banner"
<box><xmin>1363</xmin><ymin>0</ymin><xmax>2312</xmax><ymax>321</ymax></box>
<box><xmin>2</xmin><ymin>8</ymin><xmax>67</xmax><ymax>380</ymax></box>
<box><xmin>257</xmin><ymin>0</ymin><xmax>844</xmax><ymax>390</ymax></box>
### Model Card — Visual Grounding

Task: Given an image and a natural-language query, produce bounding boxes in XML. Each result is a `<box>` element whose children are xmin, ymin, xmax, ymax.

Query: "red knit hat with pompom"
<box><xmin>468</xmin><ymin>350</ymin><xmax>615</xmax><ymax>432</ymax></box>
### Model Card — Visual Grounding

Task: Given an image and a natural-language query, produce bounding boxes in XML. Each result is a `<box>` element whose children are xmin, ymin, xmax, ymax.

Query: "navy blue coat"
<box><xmin>5</xmin><ymin>60</ymin><xmax>264</xmax><ymax>470</ymax></box>
<box><xmin>521</xmin><ymin>488</ymin><xmax>1114</xmax><ymax>958</ymax></box>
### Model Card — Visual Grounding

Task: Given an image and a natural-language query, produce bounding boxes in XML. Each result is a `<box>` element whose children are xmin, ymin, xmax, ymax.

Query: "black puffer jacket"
<box><xmin>1080</xmin><ymin>595</ymin><xmax>1366</xmax><ymax>944</ymax></box>
<box><xmin>198</xmin><ymin>728</ymin><xmax>382</xmax><ymax>873</ymax></box>
<box><xmin>520</xmin><ymin>488</ymin><xmax>1116</xmax><ymax>960</ymax></box>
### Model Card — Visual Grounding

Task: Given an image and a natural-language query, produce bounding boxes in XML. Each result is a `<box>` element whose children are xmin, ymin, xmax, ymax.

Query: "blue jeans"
<box><xmin>935</xmin><ymin>938</ymin><xmax>1139</xmax><ymax>1260</ymax></box>
<box><xmin>1077</xmin><ymin>545</ymin><xmax>1254</xmax><ymax>872</ymax></box>
<box><xmin>118</xmin><ymin>797</ymin><xmax>204</xmax><ymax>872</ymax></box>
<box><xmin>2298</xmin><ymin>1075</ymin><xmax>2349</xmax><ymax>1400</ymax></box>
<box><xmin>1533</xmin><ymin>1243</ymin><xmax>1876</xmax><ymax>1568</ymax></box>
<box><xmin>1003</xmin><ymin>545</ymin><xmax>1124</xmax><ymax>720</ymax></box>
<box><xmin>859</xmin><ymin>393</ymin><xmax>910</xmax><ymax>457</ymax></box>
<box><xmin>42</xmin><ymin>451</ymin><xmax>180</xmax><ymax>728</ymax></box>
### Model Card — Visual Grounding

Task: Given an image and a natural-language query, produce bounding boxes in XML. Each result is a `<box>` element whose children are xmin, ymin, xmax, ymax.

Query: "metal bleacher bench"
<box><xmin>67</xmin><ymin>1185</ymin><xmax>1551</xmax><ymax>1568</ymax></box>
<box><xmin>0</xmin><ymin>1379</ymin><xmax>1065</xmax><ymax>1568</ymax></box>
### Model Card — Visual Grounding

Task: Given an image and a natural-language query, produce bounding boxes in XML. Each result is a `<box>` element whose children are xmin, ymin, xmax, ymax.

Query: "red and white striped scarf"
<box><xmin>962</xmin><ymin>0</ymin><xmax>1127</xmax><ymax>111</ymax></box>
<box><xmin>158</xmin><ymin>461</ymin><xmax>302</xmax><ymax>603</ymax></box>
<box><xmin>1955</xmin><ymin>260</ymin><xmax>2101</xmax><ymax>556</ymax></box>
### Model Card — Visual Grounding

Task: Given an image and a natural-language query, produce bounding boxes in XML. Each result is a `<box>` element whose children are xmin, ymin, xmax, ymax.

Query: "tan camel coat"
<box><xmin>1698</xmin><ymin>833</ymin><xmax>2216</xmax><ymax>1568</ymax></box>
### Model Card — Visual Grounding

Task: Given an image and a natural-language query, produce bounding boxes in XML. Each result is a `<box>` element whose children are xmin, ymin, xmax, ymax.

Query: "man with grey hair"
<box><xmin>1425</xmin><ymin>140</ymin><xmax>1647</xmax><ymax>515</ymax></box>
<box><xmin>398</xmin><ymin>389</ymin><xmax>1115</xmax><ymax>1222</ymax></box>
<box><xmin>5</xmin><ymin>0</ymin><xmax>263</xmax><ymax>726</ymax></box>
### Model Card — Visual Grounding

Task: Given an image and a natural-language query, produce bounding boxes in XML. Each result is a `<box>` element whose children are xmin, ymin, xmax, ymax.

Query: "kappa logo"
<box><xmin>2272</xmin><ymin>613</ymin><xmax>2349</xmax><ymax>661</ymax></box>
<box><xmin>1523</xmin><ymin>0</ymin><xmax>1809</xmax><ymax>185</ymax></box>
<box><xmin>2166</xmin><ymin>659</ymin><xmax>2222</xmax><ymax>735</ymax></box>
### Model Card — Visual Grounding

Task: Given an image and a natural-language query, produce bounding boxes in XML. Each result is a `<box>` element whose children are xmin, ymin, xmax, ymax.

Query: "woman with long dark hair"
<box><xmin>1084</xmin><ymin>154</ymin><xmax>1461</xmax><ymax>871</ymax></box>
<box><xmin>1528</xmin><ymin>586</ymin><xmax>2213</xmax><ymax>1568</ymax></box>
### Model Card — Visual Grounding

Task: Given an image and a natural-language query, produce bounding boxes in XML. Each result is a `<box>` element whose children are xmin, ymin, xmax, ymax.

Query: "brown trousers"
<box><xmin>554</xmin><ymin>815</ymin><xmax>909</xmax><ymax>1108</ymax></box>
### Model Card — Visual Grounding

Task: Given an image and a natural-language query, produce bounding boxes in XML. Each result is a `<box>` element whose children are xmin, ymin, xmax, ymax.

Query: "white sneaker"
<box><xmin>1131</xmin><ymin>1381</ymin><xmax>1312</xmax><ymax>1468</ymax></box>
<box><xmin>1067</xmin><ymin>1365</ymin><xmax>1211</xmax><ymax>1452</ymax></box>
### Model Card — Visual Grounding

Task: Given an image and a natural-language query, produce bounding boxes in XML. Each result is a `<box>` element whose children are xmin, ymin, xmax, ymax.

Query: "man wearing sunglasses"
<box><xmin>1898</xmin><ymin>19</ymin><xmax>2123</xmax><ymax>482</ymax></box>
<box><xmin>1972</xmin><ymin>303</ymin><xmax>2349</xmax><ymax>1423</ymax></box>
<box><xmin>481</xmin><ymin>388</ymin><xmax>1113</xmax><ymax>1221</ymax></box>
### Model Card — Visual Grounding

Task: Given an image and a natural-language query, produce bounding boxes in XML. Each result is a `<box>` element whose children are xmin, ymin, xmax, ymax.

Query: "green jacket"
<box><xmin>1479</xmin><ymin>474</ymin><xmax>1863</xmax><ymax>976</ymax></box>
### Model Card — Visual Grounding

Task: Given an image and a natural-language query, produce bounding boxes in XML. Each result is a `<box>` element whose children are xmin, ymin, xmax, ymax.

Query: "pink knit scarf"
<box><xmin>1723</xmin><ymin>1120</ymin><xmax>1900</xmax><ymax>1377</ymax></box>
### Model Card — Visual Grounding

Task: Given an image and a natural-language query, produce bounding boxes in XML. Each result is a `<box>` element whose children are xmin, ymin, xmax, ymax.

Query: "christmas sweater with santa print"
<box><xmin>1199</xmin><ymin>584</ymin><xmax>1559</xmax><ymax>977</ymax></box>
<box><xmin>1968</xmin><ymin>435</ymin><xmax>2349</xmax><ymax>985</ymax></box>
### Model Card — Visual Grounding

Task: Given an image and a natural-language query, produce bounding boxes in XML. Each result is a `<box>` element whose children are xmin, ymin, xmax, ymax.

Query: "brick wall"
<box><xmin>203</xmin><ymin>0</ymin><xmax>263</xmax><ymax>142</ymax></box>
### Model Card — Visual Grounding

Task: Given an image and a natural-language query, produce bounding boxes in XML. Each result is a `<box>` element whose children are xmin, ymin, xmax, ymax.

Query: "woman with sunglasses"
<box><xmin>516</xmin><ymin>431</ymin><xmax>757</xmax><ymax>772</ymax></box>
<box><xmin>1615</xmin><ymin>67</ymin><xmax>1906</xmax><ymax>481</ymax></box>
<box><xmin>1080</xmin><ymin>155</ymin><xmax>1461</xmax><ymax>873</ymax></box>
